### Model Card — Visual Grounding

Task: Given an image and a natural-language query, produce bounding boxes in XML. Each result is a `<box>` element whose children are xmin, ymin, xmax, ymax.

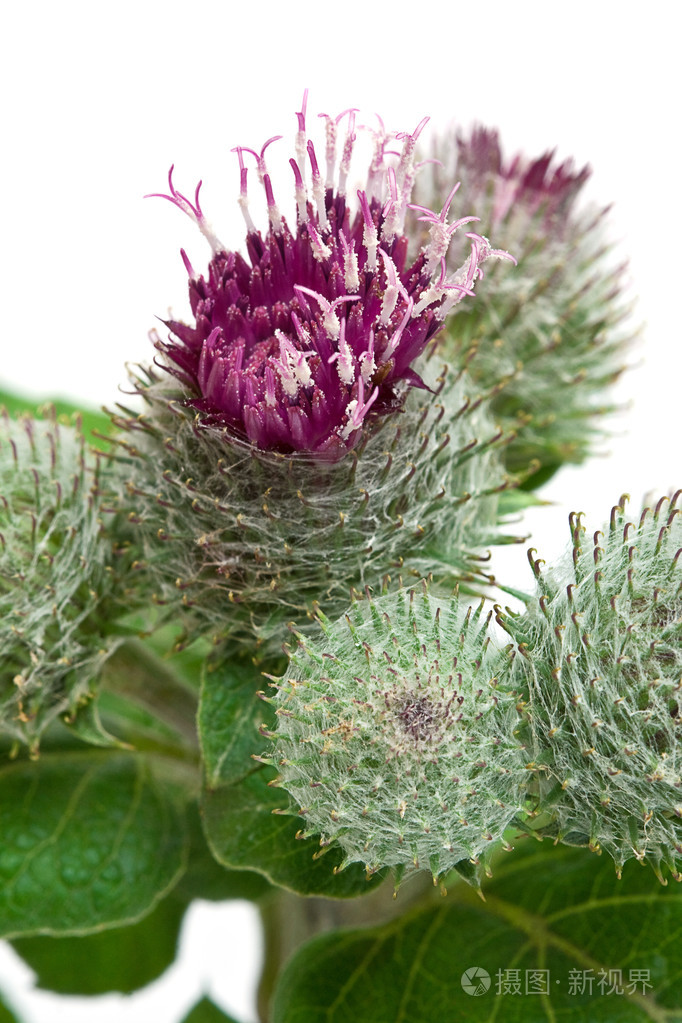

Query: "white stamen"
<box><xmin>412</xmin><ymin>258</ymin><xmax>475</xmax><ymax>318</ymax></box>
<box><xmin>273</xmin><ymin>332</ymin><xmax>300</xmax><ymax>396</ymax></box>
<box><xmin>339</xmin><ymin>378</ymin><xmax>379</xmax><ymax>440</ymax></box>
<box><xmin>295</xmin><ymin>287</ymin><xmax>359</xmax><ymax>342</ymax></box>
<box><xmin>328</xmin><ymin>320</ymin><xmax>355</xmax><ymax>385</ymax></box>
<box><xmin>274</xmin><ymin>331</ymin><xmax>315</xmax><ymax>393</ymax></box>
<box><xmin>311</xmin><ymin>170</ymin><xmax>328</xmax><ymax>230</ymax></box>
<box><xmin>320</xmin><ymin>113</ymin><xmax>338</xmax><ymax>189</ymax></box>
<box><xmin>364</xmin><ymin>224</ymin><xmax>378</xmax><ymax>272</ymax></box>
<box><xmin>378</xmin><ymin>249</ymin><xmax>408</xmax><ymax>326</ymax></box>
<box><xmin>293</xmin><ymin>351</ymin><xmax>312</xmax><ymax>387</ymax></box>
<box><xmin>359</xmin><ymin>191</ymin><xmax>378</xmax><ymax>272</ymax></box>
<box><xmin>341</xmin><ymin>234</ymin><xmax>360</xmax><ymax>292</ymax></box>
<box><xmin>231</xmin><ymin>150</ymin><xmax>257</xmax><ymax>234</ymax></box>
<box><xmin>380</xmin><ymin>167</ymin><xmax>400</xmax><ymax>244</ymax></box>
<box><xmin>395</xmin><ymin>117</ymin><xmax>429</xmax><ymax>194</ymax></box>
<box><xmin>238</xmin><ymin>193</ymin><xmax>256</xmax><ymax>233</ymax></box>
<box><xmin>307</xmin><ymin>222</ymin><xmax>332</xmax><ymax>262</ymax></box>
<box><xmin>412</xmin><ymin>286</ymin><xmax>441</xmax><ymax>317</ymax></box>
<box><xmin>338</xmin><ymin>111</ymin><xmax>357</xmax><ymax>195</ymax></box>
<box><xmin>294</xmin><ymin>180</ymin><xmax>308</xmax><ymax>224</ymax></box>
<box><xmin>409</xmin><ymin>186</ymin><xmax>481</xmax><ymax>275</ymax></box>
<box><xmin>438</xmin><ymin>288</ymin><xmax>470</xmax><ymax>319</ymax></box>
<box><xmin>340</xmin><ymin>400</ymin><xmax>358</xmax><ymax>440</ymax></box>
<box><xmin>267</xmin><ymin>196</ymin><xmax>283</xmax><ymax>234</ymax></box>
<box><xmin>381</xmin><ymin>285</ymin><xmax>399</xmax><ymax>326</ymax></box>
<box><xmin>359</xmin><ymin>329</ymin><xmax>376</xmax><ymax>384</ymax></box>
<box><xmin>279</xmin><ymin>371</ymin><xmax>298</xmax><ymax>398</ymax></box>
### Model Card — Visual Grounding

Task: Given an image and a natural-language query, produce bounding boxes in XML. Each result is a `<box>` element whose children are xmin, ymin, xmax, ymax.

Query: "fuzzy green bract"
<box><xmin>113</xmin><ymin>360</ymin><xmax>517</xmax><ymax>657</ymax></box>
<box><xmin>501</xmin><ymin>492</ymin><xmax>682</xmax><ymax>880</ymax></box>
<box><xmin>415</xmin><ymin>128</ymin><xmax>633</xmax><ymax>480</ymax></box>
<box><xmin>261</xmin><ymin>588</ymin><xmax>527</xmax><ymax>885</ymax></box>
<box><xmin>0</xmin><ymin>411</ymin><xmax>122</xmax><ymax>750</ymax></box>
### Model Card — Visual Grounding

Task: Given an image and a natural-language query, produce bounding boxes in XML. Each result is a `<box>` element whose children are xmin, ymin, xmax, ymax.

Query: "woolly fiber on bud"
<box><xmin>414</xmin><ymin>128</ymin><xmax>634</xmax><ymax>479</ymax></box>
<box><xmin>501</xmin><ymin>492</ymin><xmax>682</xmax><ymax>881</ymax></box>
<box><xmin>0</xmin><ymin>411</ymin><xmax>123</xmax><ymax>750</ymax></box>
<box><xmin>113</xmin><ymin>360</ymin><xmax>517</xmax><ymax>656</ymax></box>
<box><xmin>261</xmin><ymin>588</ymin><xmax>527</xmax><ymax>883</ymax></box>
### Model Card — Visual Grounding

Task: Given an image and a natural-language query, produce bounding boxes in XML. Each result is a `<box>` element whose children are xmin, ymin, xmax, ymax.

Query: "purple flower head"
<box><xmin>148</xmin><ymin>94</ymin><xmax>512</xmax><ymax>459</ymax></box>
<box><xmin>456</xmin><ymin>126</ymin><xmax>591</xmax><ymax>232</ymax></box>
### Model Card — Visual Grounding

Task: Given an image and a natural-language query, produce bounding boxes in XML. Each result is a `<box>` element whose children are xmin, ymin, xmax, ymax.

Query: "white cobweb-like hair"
<box><xmin>259</xmin><ymin>586</ymin><xmax>527</xmax><ymax>887</ymax></box>
<box><xmin>501</xmin><ymin>491</ymin><xmax>682</xmax><ymax>881</ymax></box>
<box><xmin>112</xmin><ymin>357</ymin><xmax>520</xmax><ymax>657</ymax></box>
<box><xmin>0</xmin><ymin>411</ymin><xmax>122</xmax><ymax>749</ymax></box>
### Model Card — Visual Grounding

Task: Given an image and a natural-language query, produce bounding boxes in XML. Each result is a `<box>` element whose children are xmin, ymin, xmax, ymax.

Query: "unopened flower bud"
<box><xmin>117</xmin><ymin>361</ymin><xmax>516</xmax><ymax>654</ymax></box>
<box><xmin>0</xmin><ymin>410</ymin><xmax>123</xmax><ymax>750</ymax></box>
<box><xmin>261</xmin><ymin>588</ymin><xmax>526</xmax><ymax>885</ymax></box>
<box><xmin>501</xmin><ymin>492</ymin><xmax>682</xmax><ymax>881</ymax></box>
<box><xmin>416</xmin><ymin>128</ymin><xmax>633</xmax><ymax>479</ymax></box>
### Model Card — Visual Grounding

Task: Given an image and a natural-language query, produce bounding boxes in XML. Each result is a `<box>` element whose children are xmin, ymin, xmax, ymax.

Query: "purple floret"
<box><xmin>149</xmin><ymin>94</ymin><xmax>512</xmax><ymax>459</ymax></box>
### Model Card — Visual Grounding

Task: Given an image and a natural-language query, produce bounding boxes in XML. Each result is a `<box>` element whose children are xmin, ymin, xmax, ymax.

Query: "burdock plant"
<box><xmin>0</xmin><ymin>94</ymin><xmax>678</xmax><ymax>1023</ymax></box>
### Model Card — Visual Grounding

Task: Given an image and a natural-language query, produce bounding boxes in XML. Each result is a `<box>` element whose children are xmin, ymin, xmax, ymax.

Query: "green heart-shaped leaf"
<box><xmin>273</xmin><ymin>841</ymin><xmax>682</xmax><ymax>1022</ymax></box>
<box><xmin>0</xmin><ymin>751</ymin><xmax>188</xmax><ymax>937</ymax></box>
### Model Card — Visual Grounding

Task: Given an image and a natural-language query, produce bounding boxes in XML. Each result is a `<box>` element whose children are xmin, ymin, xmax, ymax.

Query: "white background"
<box><xmin>0</xmin><ymin>1</ymin><xmax>680</xmax><ymax>1020</ymax></box>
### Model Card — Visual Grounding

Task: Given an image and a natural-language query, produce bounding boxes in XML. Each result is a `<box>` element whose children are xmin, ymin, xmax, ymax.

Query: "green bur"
<box><xmin>500</xmin><ymin>491</ymin><xmax>682</xmax><ymax>880</ymax></box>
<box><xmin>415</xmin><ymin>129</ymin><xmax>634</xmax><ymax>481</ymax></box>
<box><xmin>260</xmin><ymin>587</ymin><xmax>527</xmax><ymax>885</ymax></box>
<box><xmin>112</xmin><ymin>359</ymin><xmax>520</xmax><ymax>657</ymax></box>
<box><xmin>0</xmin><ymin>410</ymin><xmax>123</xmax><ymax>750</ymax></box>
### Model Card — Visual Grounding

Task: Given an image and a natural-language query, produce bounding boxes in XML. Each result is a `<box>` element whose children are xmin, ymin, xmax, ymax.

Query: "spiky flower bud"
<box><xmin>500</xmin><ymin>492</ymin><xmax>682</xmax><ymax>880</ymax></box>
<box><xmin>414</xmin><ymin>127</ymin><xmax>633</xmax><ymax>478</ymax></box>
<box><xmin>147</xmin><ymin>96</ymin><xmax>512</xmax><ymax>459</ymax></box>
<box><xmin>116</xmin><ymin>99</ymin><xmax>520</xmax><ymax>653</ymax></box>
<box><xmin>0</xmin><ymin>410</ymin><xmax>123</xmax><ymax>750</ymax></box>
<box><xmin>116</xmin><ymin>362</ymin><xmax>516</xmax><ymax>654</ymax></box>
<box><xmin>259</xmin><ymin>588</ymin><xmax>527</xmax><ymax>884</ymax></box>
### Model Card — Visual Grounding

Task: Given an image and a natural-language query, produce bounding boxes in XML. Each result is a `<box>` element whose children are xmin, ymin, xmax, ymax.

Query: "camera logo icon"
<box><xmin>461</xmin><ymin>966</ymin><xmax>491</xmax><ymax>996</ymax></box>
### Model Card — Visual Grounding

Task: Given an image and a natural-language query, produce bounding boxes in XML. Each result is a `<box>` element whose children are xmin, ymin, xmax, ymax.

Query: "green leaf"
<box><xmin>144</xmin><ymin>625</ymin><xmax>211</xmax><ymax>692</ymax></box>
<box><xmin>10</xmin><ymin>892</ymin><xmax>187</xmax><ymax>995</ymax></box>
<box><xmin>61</xmin><ymin>695</ymin><xmax>133</xmax><ymax>750</ymax></box>
<box><xmin>199</xmin><ymin>657</ymin><xmax>277</xmax><ymax>788</ymax></box>
<box><xmin>273</xmin><ymin>841</ymin><xmax>682</xmax><ymax>1022</ymax></box>
<box><xmin>202</xmin><ymin>768</ymin><xmax>385</xmax><ymax>899</ymax></box>
<box><xmin>181</xmin><ymin>997</ymin><xmax>241</xmax><ymax>1023</ymax></box>
<box><xmin>175</xmin><ymin>801</ymin><xmax>271</xmax><ymax>903</ymax></box>
<box><xmin>0</xmin><ymin>993</ymin><xmax>20</xmax><ymax>1023</ymax></box>
<box><xmin>518</xmin><ymin>461</ymin><xmax>563</xmax><ymax>492</ymax></box>
<box><xmin>0</xmin><ymin>751</ymin><xmax>188</xmax><ymax>937</ymax></box>
<box><xmin>496</xmin><ymin>487</ymin><xmax>549</xmax><ymax>517</ymax></box>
